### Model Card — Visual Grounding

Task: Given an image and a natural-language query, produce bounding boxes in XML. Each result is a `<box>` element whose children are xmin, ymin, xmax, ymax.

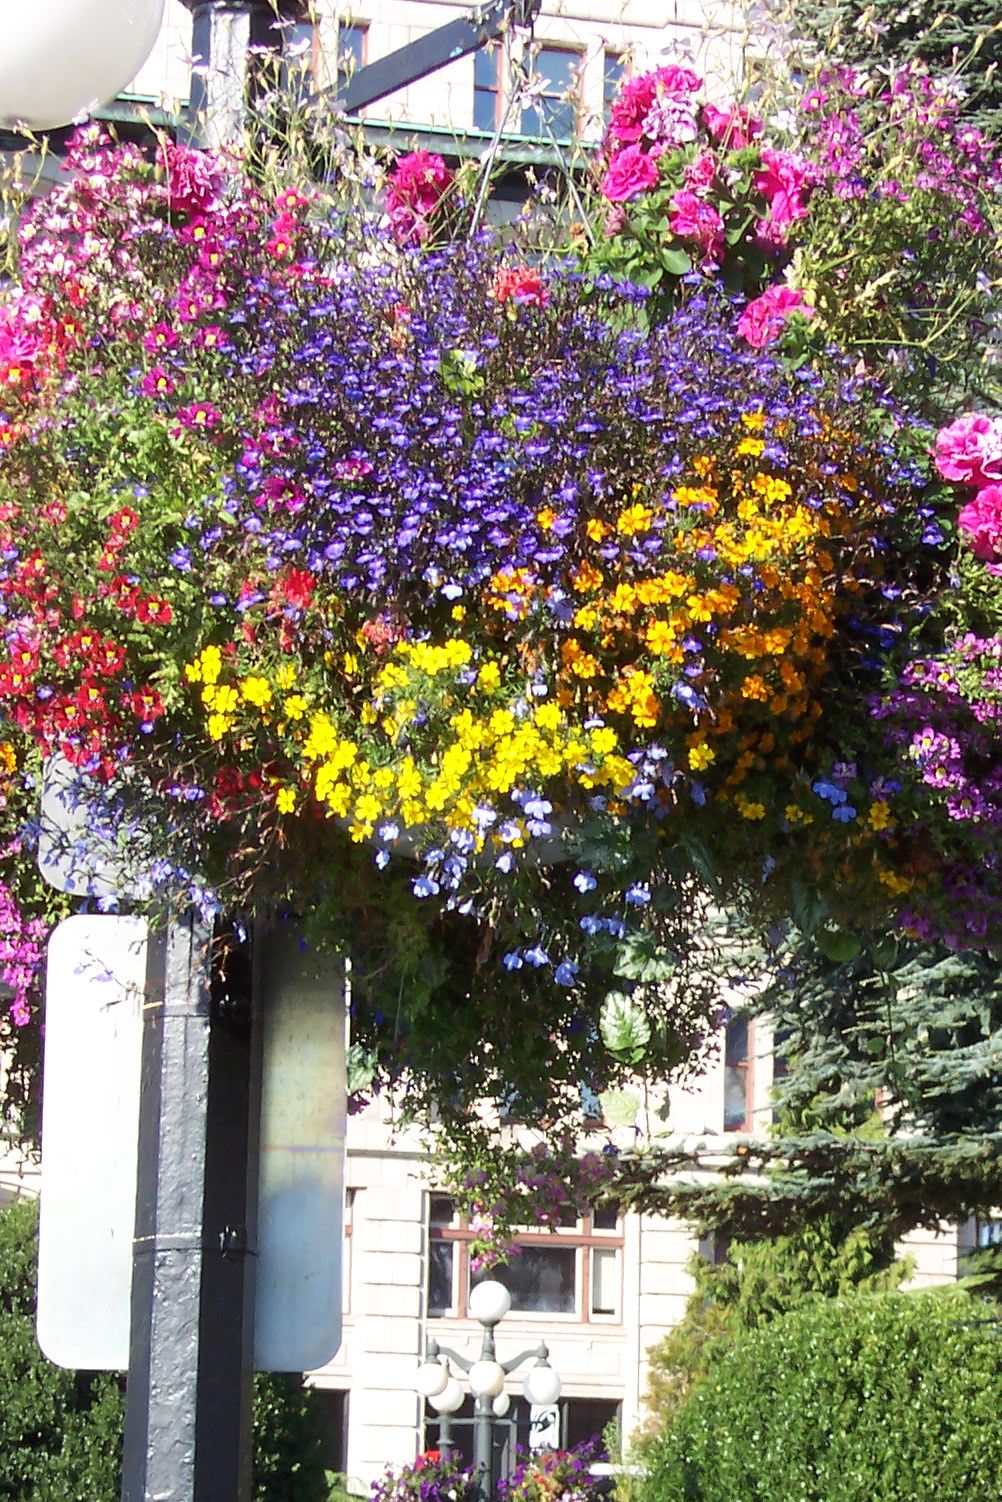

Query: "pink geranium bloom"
<box><xmin>703</xmin><ymin>102</ymin><xmax>762</xmax><ymax>149</ymax></box>
<box><xmin>385</xmin><ymin>151</ymin><xmax>452</xmax><ymax>245</ymax></box>
<box><xmin>754</xmin><ymin>148</ymin><xmax>814</xmax><ymax>248</ymax></box>
<box><xmin>958</xmin><ymin>484</ymin><xmax>1002</xmax><ymax>560</ymax></box>
<box><xmin>737</xmin><ymin>285</ymin><xmax>813</xmax><ymax>349</ymax></box>
<box><xmin>607</xmin><ymin>65</ymin><xmax>701</xmax><ymax>144</ymax></box>
<box><xmin>933</xmin><ymin>413</ymin><xmax>1002</xmax><ymax>487</ymax></box>
<box><xmin>669</xmin><ymin>190</ymin><xmax>724</xmax><ymax>265</ymax></box>
<box><xmin>164</xmin><ymin>144</ymin><xmax>224</xmax><ymax>219</ymax></box>
<box><xmin>601</xmin><ymin>145</ymin><xmax>660</xmax><ymax>203</ymax></box>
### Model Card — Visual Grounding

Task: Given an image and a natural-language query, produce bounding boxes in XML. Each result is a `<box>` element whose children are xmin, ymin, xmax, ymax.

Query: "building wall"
<box><xmin>125</xmin><ymin>0</ymin><xmax>752</xmax><ymax>132</ymax></box>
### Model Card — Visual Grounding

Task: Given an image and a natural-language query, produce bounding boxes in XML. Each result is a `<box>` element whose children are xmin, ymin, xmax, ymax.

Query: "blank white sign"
<box><xmin>37</xmin><ymin>914</ymin><xmax>345</xmax><ymax>1372</ymax></box>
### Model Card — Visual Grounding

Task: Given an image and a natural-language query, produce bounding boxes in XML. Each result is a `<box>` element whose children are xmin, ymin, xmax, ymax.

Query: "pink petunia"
<box><xmin>933</xmin><ymin>413</ymin><xmax>1002</xmax><ymax>488</ymax></box>
<box><xmin>737</xmin><ymin>285</ymin><xmax>813</xmax><ymax>349</ymax></box>
<box><xmin>607</xmin><ymin>65</ymin><xmax>702</xmax><ymax>145</ymax></box>
<box><xmin>702</xmin><ymin>102</ymin><xmax>762</xmax><ymax>150</ymax></box>
<box><xmin>668</xmin><ymin>190</ymin><xmax>724</xmax><ymax>266</ymax></box>
<box><xmin>601</xmin><ymin>145</ymin><xmax>660</xmax><ymax>203</ymax></box>
<box><xmin>957</xmin><ymin>484</ymin><xmax>1002</xmax><ymax>560</ymax></box>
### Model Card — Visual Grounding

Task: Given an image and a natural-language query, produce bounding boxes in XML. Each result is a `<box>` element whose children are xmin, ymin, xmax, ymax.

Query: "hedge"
<box><xmin>640</xmin><ymin>1291</ymin><xmax>1002</xmax><ymax>1502</ymax></box>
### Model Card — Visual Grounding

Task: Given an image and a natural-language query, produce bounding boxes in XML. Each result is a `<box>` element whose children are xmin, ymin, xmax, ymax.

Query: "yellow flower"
<box><xmin>477</xmin><ymin>661</ymin><xmax>502</xmax><ymax>693</ymax></box>
<box><xmin>275</xmin><ymin>663</ymin><xmax>296</xmax><ymax>690</ymax></box>
<box><xmin>688</xmin><ymin>743</ymin><xmax>715</xmax><ymax>770</ymax></box>
<box><xmin>616</xmin><ymin>502</ymin><xmax>653</xmax><ymax>536</ymax></box>
<box><xmin>645</xmin><ymin>619</ymin><xmax>677</xmax><ymax>656</ymax></box>
<box><xmin>585</xmin><ymin>518</ymin><xmax>608</xmax><ymax>542</ymax></box>
<box><xmin>536</xmin><ymin>507</ymin><xmax>558</xmax><ymax>531</ymax></box>
<box><xmin>736</xmin><ymin>437</ymin><xmax>765</xmax><ymax>458</ymax></box>
<box><xmin>735</xmin><ymin>793</ymin><xmax>766</xmax><ymax>820</ymax></box>
<box><xmin>0</xmin><ymin>741</ymin><xmax>15</xmax><ymax>773</ymax></box>
<box><xmin>276</xmin><ymin>787</ymin><xmax>297</xmax><ymax>815</ymax></box>
<box><xmin>354</xmin><ymin>793</ymin><xmax>382</xmax><ymax>824</ymax></box>
<box><xmin>198</xmin><ymin>645</ymin><xmax>222</xmax><ymax>686</ymax></box>
<box><xmin>240</xmin><ymin>676</ymin><xmax>273</xmax><ymax>709</ymax></box>
<box><xmin>283</xmin><ymin>694</ymin><xmax>308</xmax><ymax>721</ymax></box>
<box><xmin>207</xmin><ymin>713</ymin><xmax>233</xmax><ymax>742</ymax></box>
<box><xmin>741</xmin><ymin>410</ymin><xmax>766</xmax><ymax>432</ymax></box>
<box><xmin>203</xmin><ymin>683</ymin><xmax>238</xmax><ymax>713</ymax></box>
<box><xmin>867</xmin><ymin>801</ymin><xmax>893</xmax><ymax>831</ymax></box>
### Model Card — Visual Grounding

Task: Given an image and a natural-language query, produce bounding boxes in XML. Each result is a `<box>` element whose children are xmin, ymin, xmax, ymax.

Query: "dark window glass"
<box><xmin>978</xmin><ymin>1218</ymin><xmax>1002</xmax><ymax>1248</ymax></box>
<box><xmin>593</xmin><ymin>1200</ymin><xmax>619</xmax><ymax>1231</ymax></box>
<box><xmin>474</xmin><ymin>1247</ymin><xmax>577</xmax><ymax>1314</ymax></box>
<box><xmin>521</xmin><ymin>48</ymin><xmax>579</xmax><ymax>140</ymax></box>
<box><xmin>603</xmin><ymin>53</ymin><xmax>625</xmax><ymax>123</ymax></box>
<box><xmin>723</xmin><ymin>1015</ymin><xmax>751</xmax><ymax>1131</ymax></box>
<box><xmin>338</xmin><ymin>23</ymin><xmax>366</xmax><ymax>74</ymax></box>
<box><xmin>430</xmin><ymin>1195</ymin><xmax>455</xmax><ymax>1227</ymax></box>
<box><xmin>428</xmin><ymin>1240</ymin><xmax>454</xmax><ymax>1312</ymax></box>
<box><xmin>474</xmin><ymin>46</ymin><xmax>501</xmax><ymax>132</ymax></box>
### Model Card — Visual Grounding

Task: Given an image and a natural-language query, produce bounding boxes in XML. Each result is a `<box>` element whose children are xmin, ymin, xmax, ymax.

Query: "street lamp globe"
<box><xmin>0</xmin><ymin>0</ymin><xmax>165</xmax><ymax>131</ymax></box>
<box><xmin>468</xmin><ymin>1278</ymin><xmax>511</xmax><ymax>1326</ymax></box>
<box><xmin>415</xmin><ymin>1358</ymin><xmax>449</xmax><ymax>1399</ymax></box>
<box><xmin>428</xmin><ymin>1373</ymin><xmax>465</xmax><ymax>1416</ymax></box>
<box><xmin>523</xmin><ymin>1361</ymin><xmax>561</xmax><ymax>1406</ymax></box>
<box><xmin>492</xmin><ymin>1391</ymin><xmax>511</xmax><ymax>1418</ymax></box>
<box><xmin>468</xmin><ymin>1358</ymin><xmax>506</xmax><ymax>1399</ymax></box>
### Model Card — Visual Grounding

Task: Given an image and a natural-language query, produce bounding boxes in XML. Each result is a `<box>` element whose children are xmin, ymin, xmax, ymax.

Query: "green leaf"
<box><xmin>817</xmin><ymin>928</ymin><xmax>862</xmax><ymax>964</ymax></box>
<box><xmin>614</xmin><ymin>931</ymin><xmax>676</xmax><ymax>984</ymax></box>
<box><xmin>599</xmin><ymin>1088</ymin><xmax>643</xmax><ymax>1127</ymax></box>
<box><xmin>660</xmin><ymin>247</ymin><xmax>693</xmax><ymax>276</ymax></box>
<box><xmin>600</xmin><ymin>990</ymin><xmax>652</xmax><ymax>1063</ymax></box>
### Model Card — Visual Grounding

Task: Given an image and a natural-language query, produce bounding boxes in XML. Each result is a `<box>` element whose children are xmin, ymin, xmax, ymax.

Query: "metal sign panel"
<box><xmin>37</xmin><ymin>753</ymin><xmax>149</xmax><ymax>900</ymax></box>
<box><xmin>37</xmin><ymin>915</ymin><xmax>345</xmax><ymax>1372</ymax></box>
<box><xmin>37</xmin><ymin>915</ymin><xmax>146</xmax><ymax>1369</ymax></box>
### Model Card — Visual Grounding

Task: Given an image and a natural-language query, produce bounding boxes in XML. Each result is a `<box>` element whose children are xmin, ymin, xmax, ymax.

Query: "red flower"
<box><xmin>491</xmin><ymin>266</ymin><xmax>549</xmax><ymax>307</ymax></box>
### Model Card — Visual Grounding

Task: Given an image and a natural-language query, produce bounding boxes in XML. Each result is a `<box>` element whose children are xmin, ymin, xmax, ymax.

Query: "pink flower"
<box><xmin>754</xmin><ymin>148</ymin><xmax>814</xmax><ymax>249</ymax></box>
<box><xmin>386</xmin><ymin>151</ymin><xmax>452</xmax><ymax>216</ymax></box>
<box><xmin>933</xmin><ymin>413</ymin><xmax>1002</xmax><ymax>487</ymax></box>
<box><xmin>668</xmin><ymin>190</ymin><xmax>724</xmax><ymax>265</ymax></box>
<box><xmin>702</xmin><ymin>102</ymin><xmax>762</xmax><ymax>150</ymax></box>
<box><xmin>736</xmin><ymin>285</ymin><xmax>813</xmax><ymax>349</ymax></box>
<box><xmin>607</xmin><ymin>65</ymin><xmax>702</xmax><ymax>145</ymax></box>
<box><xmin>164</xmin><ymin>144</ymin><xmax>224</xmax><ymax>219</ymax></box>
<box><xmin>958</xmin><ymin>484</ymin><xmax>1002</xmax><ymax>560</ymax></box>
<box><xmin>601</xmin><ymin>145</ymin><xmax>660</xmax><ymax>203</ymax></box>
<box><xmin>683</xmin><ymin>150</ymin><xmax>719</xmax><ymax>197</ymax></box>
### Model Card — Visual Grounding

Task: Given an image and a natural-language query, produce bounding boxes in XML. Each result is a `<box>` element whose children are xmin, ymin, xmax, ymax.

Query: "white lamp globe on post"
<box><xmin>468</xmin><ymin>1357</ymin><xmax>506</xmax><ymax>1400</ymax></box>
<box><xmin>523</xmin><ymin>1359</ymin><xmax>561</xmax><ymax>1407</ymax></box>
<box><xmin>0</xmin><ymin>0</ymin><xmax>165</xmax><ymax>132</ymax></box>
<box><xmin>415</xmin><ymin>1356</ymin><xmax>449</xmax><ymax>1400</ymax></box>
<box><xmin>467</xmin><ymin>1278</ymin><xmax>512</xmax><ymax>1326</ymax></box>
<box><xmin>428</xmin><ymin>1368</ymin><xmax>465</xmax><ymax>1416</ymax></box>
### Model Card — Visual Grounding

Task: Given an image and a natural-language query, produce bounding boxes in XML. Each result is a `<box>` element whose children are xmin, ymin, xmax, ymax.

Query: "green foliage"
<box><xmin>641</xmin><ymin>1291</ymin><xmax>1002</xmax><ymax>1502</ymax></box>
<box><xmin>641</xmin><ymin>1217</ymin><xmax>905</xmax><ymax>1432</ymax></box>
<box><xmin>0</xmin><ymin>1200</ymin><xmax>329</xmax><ymax>1501</ymax></box>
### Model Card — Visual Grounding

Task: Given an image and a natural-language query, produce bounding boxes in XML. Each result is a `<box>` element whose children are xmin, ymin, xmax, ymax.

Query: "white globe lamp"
<box><xmin>468</xmin><ymin>1278</ymin><xmax>511</xmax><ymax>1326</ymax></box>
<box><xmin>0</xmin><ymin>0</ymin><xmax>165</xmax><ymax>131</ymax></box>
<box><xmin>428</xmin><ymin>1375</ymin><xmax>464</xmax><ymax>1415</ymax></box>
<box><xmin>492</xmin><ymin>1390</ymin><xmax>511</xmax><ymax>1418</ymax></box>
<box><xmin>523</xmin><ymin>1362</ymin><xmax>561</xmax><ymax>1406</ymax></box>
<box><xmin>415</xmin><ymin>1359</ymin><xmax>449</xmax><ymax>1399</ymax></box>
<box><xmin>468</xmin><ymin>1358</ymin><xmax>506</xmax><ymax>1399</ymax></box>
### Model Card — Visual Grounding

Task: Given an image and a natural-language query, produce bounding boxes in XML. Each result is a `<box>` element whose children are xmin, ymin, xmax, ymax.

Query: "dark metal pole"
<box><xmin>472</xmin><ymin>1323</ymin><xmax>496</xmax><ymax>1499</ymax></box>
<box><xmin>121</xmin><ymin>915</ymin><xmax>260</xmax><ymax>1502</ymax></box>
<box><xmin>181</xmin><ymin>0</ymin><xmax>305</xmax><ymax>148</ymax></box>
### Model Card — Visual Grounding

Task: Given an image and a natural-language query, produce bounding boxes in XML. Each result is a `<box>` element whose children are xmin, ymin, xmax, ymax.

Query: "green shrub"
<box><xmin>641</xmin><ymin>1291</ymin><xmax>1002</xmax><ymax>1502</ymax></box>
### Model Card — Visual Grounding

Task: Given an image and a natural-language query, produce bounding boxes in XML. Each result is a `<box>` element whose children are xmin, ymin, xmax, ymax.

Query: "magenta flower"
<box><xmin>934</xmin><ymin>413</ymin><xmax>1002</xmax><ymax>488</ymax></box>
<box><xmin>754</xmin><ymin>148</ymin><xmax>814</xmax><ymax>249</ymax></box>
<box><xmin>668</xmin><ymin>190</ymin><xmax>724</xmax><ymax>265</ymax></box>
<box><xmin>702</xmin><ymin>102</ymin><xmax>762</xmax><ymax>149</ymax></box>
<box><xmin>607</xmin><ymin>65</ymin><xmax>701</xmax><ymax>144</ymax></box>
<box><xmin>601</xmin><ymin>145</ymin><xmax>660</xmax><ymax>203</ymax></box>
<box><xmin>958</xmin><ymin>484</ymin><xmax>1002</xmax><ymax>561</ymax></box>
<box><xmin>163</xmin><ymin>144</ymin><xmax>224</xmax><ymax>219</ymax></box>
<box><xmin>736</xmin><ymin>285</ymin><xmax>813</xmax><ymax>349</ymax></box>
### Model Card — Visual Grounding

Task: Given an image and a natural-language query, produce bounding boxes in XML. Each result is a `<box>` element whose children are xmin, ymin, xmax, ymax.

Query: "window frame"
<box><xmin>473</xmin><ymin>42</ymin><xmax>505</xmax><ymax>133</ymax></box>
<box><xmin>427</xmin><ymin>1195</ymin><xmax>623</xmax><ymax>1324</ymax></box>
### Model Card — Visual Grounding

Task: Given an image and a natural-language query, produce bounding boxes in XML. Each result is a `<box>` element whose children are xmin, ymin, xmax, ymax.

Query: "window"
<box><xmin>428</xmin><ymin>1196</ymin><xmax>623</xmax><ymax>1321</ymax></box>
<box><xmin>337</xmin><ymin>21</ymin><xmax>367</xmax><ymax>88</ymax></box>
<box><xmin>521</xmin><ymin>47</ymin><xmax>581</xmax><ymax>141</ymax></box>
<box><xmin>474</xmin><ymin>44</ymin><xmax>503</xmax><ymax>132</ymax></box>
<box><xmin>603</xmin><ymin>52</ymin><xmax>625</xmax><ymax>125</ymax></box>
<box><xmin>723</xmin><ymin>1015</ymin><xmax>754</xmax><ymax>1132</ymax></box>
<box><xmin>425</xmin><ymin>1396</ymin><xmax>620</xmax><ymax>1466</ymax></box>
<box><xmin>977</xmin><ymin>1217</ymin><xmax>1002</xmax><ymax>1248</ymax></box>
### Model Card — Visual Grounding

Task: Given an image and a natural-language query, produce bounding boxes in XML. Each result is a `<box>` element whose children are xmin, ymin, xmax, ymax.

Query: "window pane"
<box><xmin>724</xmin><ymin>1015</ymin><xmax>748</xmax><ymax>1065</ymax></box>
<box><xmin>338</xmin><ymin>24</ymin><xmax>365</xmax><ymax>71</ymax></box>
<box><xmin>723</xmin><ymin>1064</ymin><xmax>749</xmax><ymax>1130</ymax></box>
<box><xmin>429</xmin><ymin>1195</ymin><xmax>454</xmax><ymax>1227</ymax></box>
<box><xmin>428</xmin><ymin>1241</ymin><xmax>455</xmax><ymax>1313</ymax></box>
<box><xmin>593</xmin><ymin>1200</ymin><xmax>618</xmax><ymax>1231</ymax></box>
<box><xmin>590</xmin><ymin>1247</ymin><xmax>619</xmax><ymax>1316</ymax></box>
<box><xmin>603</xmin><ymin>53</ymin><xmax>624</xmax><ymax>116</ymax></box>
<box><xmin>475</xmin><ymin>47</ymin><xmax>498</xmax><ymax>89</ymax></box>
<box><xmin>475</xmin><ymin>1248</ymin><xmax>577</xmax><ymax>1314</ymax></box>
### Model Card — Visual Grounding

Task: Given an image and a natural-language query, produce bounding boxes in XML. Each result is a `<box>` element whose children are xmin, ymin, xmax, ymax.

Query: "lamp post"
<box><xmin>415</xmin><ymin>1280</ymin><xmax>562</xmax><ymax>1498</ymax></box>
